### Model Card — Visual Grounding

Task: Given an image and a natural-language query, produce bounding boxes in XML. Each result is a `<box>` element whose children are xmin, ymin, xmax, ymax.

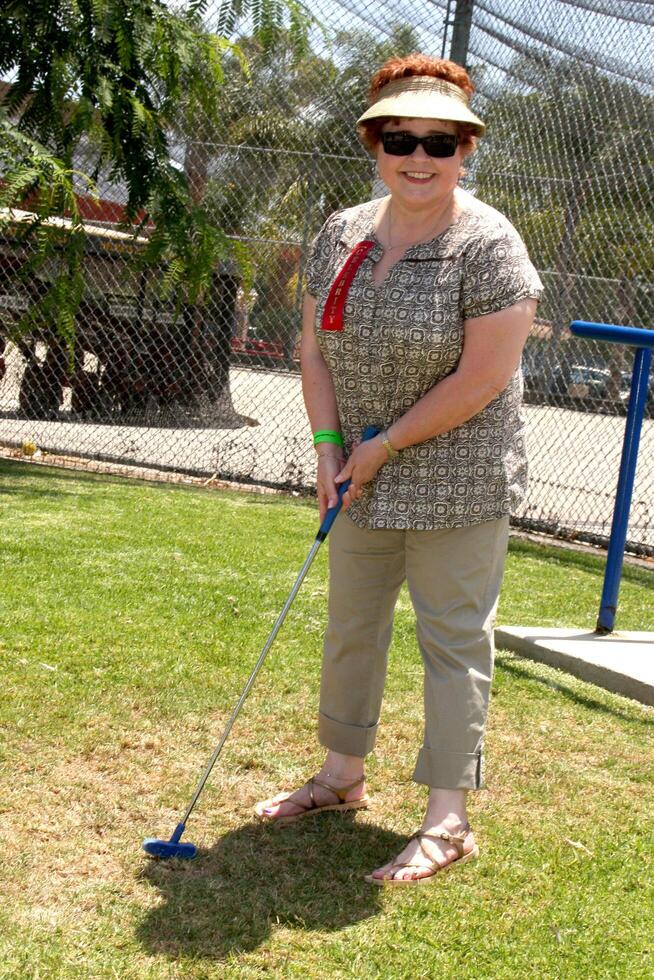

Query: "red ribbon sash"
<box><xmin>321</xmin><ymin>239</ymin><xmax>375</xmax><ymax>331</ymax></box>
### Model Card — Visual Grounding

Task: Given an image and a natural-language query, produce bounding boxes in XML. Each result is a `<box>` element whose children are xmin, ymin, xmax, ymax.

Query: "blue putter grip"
<box><xmin>317</xmin><ymin>426</ymin><xmax>380</xmax><ymax>540</ymax></box>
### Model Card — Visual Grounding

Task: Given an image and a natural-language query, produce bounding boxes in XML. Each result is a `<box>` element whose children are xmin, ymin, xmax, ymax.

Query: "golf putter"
<box><xmin>142</xmin><ymin>425</ymin><xmax>379</xmax><ymax>859</ymax></box>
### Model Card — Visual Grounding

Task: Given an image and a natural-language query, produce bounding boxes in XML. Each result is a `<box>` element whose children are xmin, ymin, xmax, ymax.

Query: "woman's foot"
<box><xmin>368</xmin><ymin>819</ymin><xmax>477</xmax><ymax>882</ymax></box>
<box><xmin>255</xmin><ymin>757</ymin><xmax>367</xmax><ymax>824</ymax></box>
<box><xmin>255</xmin><ymin>772</ymin><xmax>368</xmax><ymax>823</ymax></box>
<box><xmin>367</xmin><ymin>788</ymin><xmax>475</xmax><ymax>883</ymax></box>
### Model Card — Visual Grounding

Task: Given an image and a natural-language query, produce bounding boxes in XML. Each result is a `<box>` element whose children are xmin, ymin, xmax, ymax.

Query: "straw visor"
<box><xmin>357</xmin><ymin>76</ymin><xmax>485</xmax><ymax>136</ymax></box>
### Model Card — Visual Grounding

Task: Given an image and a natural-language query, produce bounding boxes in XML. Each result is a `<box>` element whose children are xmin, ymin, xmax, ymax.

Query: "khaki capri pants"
<box><xmin>318</xmin><ymin>513</ymin><xmax>510</xmax><ymax>790</ymax></box>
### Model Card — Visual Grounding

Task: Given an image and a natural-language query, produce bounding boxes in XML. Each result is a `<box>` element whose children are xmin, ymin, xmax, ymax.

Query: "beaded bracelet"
<box><xmin>313</xmin><ymin>429</ymin><xmax>344</xmax><ymax>448</ymax></box>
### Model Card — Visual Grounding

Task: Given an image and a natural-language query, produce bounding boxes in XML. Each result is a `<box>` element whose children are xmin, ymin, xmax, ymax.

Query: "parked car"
<box><xmin>521</xmin><ymin>348</ymin><xmax>554</xmax><ymax>404</ymax></box>
<box><xmin>620</xmin><ymin>370</ymin><xmax>654</xmax><ymax>418</ymax></box>
<box><xmin>548</xmin><ymin>364</ymin><xmax>612</xmax><ymax>413</ymax></box>
<box><xmin>230</xmin><ymin>335</ymin><xmax>286</xmax><ymax>368</ymax></box>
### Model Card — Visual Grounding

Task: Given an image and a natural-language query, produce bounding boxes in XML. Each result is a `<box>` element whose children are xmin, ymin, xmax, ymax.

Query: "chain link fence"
<box><xmin>1</xmin><ymin>0</ymin><xmax>653</xmax><ymax>553</ymax></box>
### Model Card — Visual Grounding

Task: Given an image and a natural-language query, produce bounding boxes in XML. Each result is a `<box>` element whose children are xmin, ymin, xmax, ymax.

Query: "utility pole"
<box><xmin>449</xmin><ymin>0</ymin><xmax>474</xmax><ymax>67</ymax></box>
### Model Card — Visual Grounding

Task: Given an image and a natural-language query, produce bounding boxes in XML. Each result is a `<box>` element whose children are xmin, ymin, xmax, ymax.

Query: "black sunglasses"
<box><xmin>381</xmin><ymin>131</ymin><xmax>459</xmax><ymax>158</ymax></box>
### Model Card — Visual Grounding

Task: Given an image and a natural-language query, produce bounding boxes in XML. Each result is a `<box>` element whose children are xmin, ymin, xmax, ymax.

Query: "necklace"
<box><xmin>383</xmin><ymin>201</ymin><xmax>451</xmax><ymax>253</ymax></box>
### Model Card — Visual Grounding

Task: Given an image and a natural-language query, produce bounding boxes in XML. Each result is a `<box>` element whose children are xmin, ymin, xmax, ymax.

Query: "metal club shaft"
<box><xmin>179</xmin><ymin>537</ymin><xmax>323</xmax><ymax>826</ymax></box>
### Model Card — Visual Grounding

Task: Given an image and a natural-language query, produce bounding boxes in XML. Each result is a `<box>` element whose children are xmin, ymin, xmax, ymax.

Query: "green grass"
<box><xmin>0</xmin><ymin>460</ymin><xmax>653</xmax><ymax>979</ymax></box>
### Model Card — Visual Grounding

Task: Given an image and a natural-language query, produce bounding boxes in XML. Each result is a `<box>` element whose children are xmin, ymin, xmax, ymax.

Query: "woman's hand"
<box><xmin>316</xmin><ymin>455</ymin><xmax>344</xmax><ymax>522</ymax></box>
<box><xmin>334</xmin><ymin>436</ymin><xmax>388</xmax><ymax>510</ymax></box>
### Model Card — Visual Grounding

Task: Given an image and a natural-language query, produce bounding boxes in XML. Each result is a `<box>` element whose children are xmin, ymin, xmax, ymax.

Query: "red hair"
<box><xmin>358</xmin><ymin>54</ymin><xmax>478</xmax><ymax>155</ymax></box>
<box><xmin>368</xmin><ymin>54</ymin><xmax>475</xmax><ymax>99</ymax></box>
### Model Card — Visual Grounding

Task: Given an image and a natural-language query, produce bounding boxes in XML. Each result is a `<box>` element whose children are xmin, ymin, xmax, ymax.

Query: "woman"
<box><xmin>255</xmin><ymin>54</ymin><xmax>542</xmax><ymax>885</ymax></box>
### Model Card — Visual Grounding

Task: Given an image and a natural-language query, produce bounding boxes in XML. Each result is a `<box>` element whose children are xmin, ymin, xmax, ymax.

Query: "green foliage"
<box><xmin>0</xmin><ymin>113</ymin><xmax>94</xmax><ymax>346</ymax></box>
<box><xmin>190</xmin><ymin>20</ymin><xmax>424</xmax><ymax>345</ymax></box>
<box><xmin>200</xmin><ymin>21</ymin><xmax>421</xmax><ymax>243</ymax></box>
<box><xmin>212</xmin><ymin>0</ymin><xmax>312</xmax><ymax>56</ymax></box>
<box><xmin>0</xmin><ymin>115</ymin><xmax>95</xmax><ymax>218</ymax></box>
<box><xmin>0</xmin><ymin>0</ymin><xmax>311</xmax><ymax>345</ymax></box>
<box><xmin>474</xmin><ymin>54</ymin><xmax>654</xmax><ymax>328</ymax></box>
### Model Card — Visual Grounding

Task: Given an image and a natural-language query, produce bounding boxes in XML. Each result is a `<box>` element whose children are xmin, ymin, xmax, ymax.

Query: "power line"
<box><xmin>477</xmin><ymin>167</ymin><xmax>651</xmax><ymax>185</ymax></box>
<box><xmin>554</xmin><ymin>0</ymin><xmax>654</xmax><ymax>27</ymax></box>
<box><xmin>471</xmin><ymin>7</ymin><xmax>654</xmax><ymax>90</ymax></box>
<box><xmin>185</xmin><ymin>140</ymin><xmax>371</xmax><ymax>164</ymax></box>
<box><xmin>375</xmin><ymin>0</ymin><xmax>448</xmax><ymax>22</ymax></box>
<box><xmin>315</xmin><ymin>0</ymin><xmax>398</xmax><ymax>39</ymax></box>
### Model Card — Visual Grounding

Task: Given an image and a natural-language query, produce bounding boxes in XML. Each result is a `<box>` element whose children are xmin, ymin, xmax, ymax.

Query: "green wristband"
<box><xmin>313</xmin><ymin>430</ymin><xmax>344</xmax><ymax>447</ymax></box>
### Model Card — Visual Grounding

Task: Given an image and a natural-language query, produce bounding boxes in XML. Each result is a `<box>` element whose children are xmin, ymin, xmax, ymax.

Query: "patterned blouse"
<box><xmin>304</xmin><ymin>192</ymin><xmax>543</xmax><ymax>531</ymax></box>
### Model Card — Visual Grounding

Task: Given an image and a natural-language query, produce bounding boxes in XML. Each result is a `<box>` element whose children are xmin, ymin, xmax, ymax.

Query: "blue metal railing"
<box><xmin>569</xmin><ymin>321</ymin><xmax>654</xmax><ymax>634</ymax></box>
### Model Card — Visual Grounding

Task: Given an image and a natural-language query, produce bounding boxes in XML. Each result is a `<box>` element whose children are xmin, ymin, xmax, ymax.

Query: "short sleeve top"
<box><xmin>304</xmin><ymin>191</ymin><xmax>543</xmax><ymax>531</ymax></box>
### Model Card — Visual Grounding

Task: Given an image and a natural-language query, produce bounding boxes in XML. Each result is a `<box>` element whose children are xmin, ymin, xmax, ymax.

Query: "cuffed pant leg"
<box><xmin>318</xmin><ymin>513</ymin><xmax>405</xmax><ymax>757</ymax></box>
<box><xmin>405</xmin><ymin>516</ymin><xmax>510</xmax><ymax>790</ymax></box>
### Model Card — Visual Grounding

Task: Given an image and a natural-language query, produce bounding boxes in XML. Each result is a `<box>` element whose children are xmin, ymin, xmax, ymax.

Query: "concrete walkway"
<box><xmin>495</xmin><ymin>626</ymin><xmax>654</xmax><ymax>707</ymax></box>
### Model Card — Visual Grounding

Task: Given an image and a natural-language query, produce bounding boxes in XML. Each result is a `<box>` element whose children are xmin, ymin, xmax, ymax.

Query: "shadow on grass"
<box><xmin>0</xmin><ymin>458</ymin><xmax>313</xmax><ymax>510</ymax></box>
<box><xmin>0</xmin><ymin>459</ymin><xmax>119</xmax><ymax>496</ymax></box>
<box><xmin>498</xmin><ymin>655</ymin><xmax>654</xmax><ymax>726</ymax></box>
<box><xmin>136</xmin><ymin>815</ymin><xmax>408</xmax><ymax>961</ymax></box>
<box><xmin>508</xmin><ymin>536</ymin><xmax>653</xmax><ymax>587</ymax></box>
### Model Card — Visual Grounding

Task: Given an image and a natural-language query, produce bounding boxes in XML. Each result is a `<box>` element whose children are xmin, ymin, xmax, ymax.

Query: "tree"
<box><xmin>474</xmin><ymin>55</ymin><xmax>654</xmax><ymax>333</ymax></box>
<box><xmin>309</xmin><ymin>24</ymin><xmax>422</xmax><ymax>221</ymax></box>
<box><xmin>200</xmin><ymin>23</ymin><xmax>424</xmax><ymax>352</ymax></box>
<box><xmin>472</xmin><ymin>54</ymin><xmax>654</xmax><ymax>409</ymax></box>
<box><xmin>0</xmin><ymin>0</ymin><xmax>310</xmax><ymax>416</ymax></box>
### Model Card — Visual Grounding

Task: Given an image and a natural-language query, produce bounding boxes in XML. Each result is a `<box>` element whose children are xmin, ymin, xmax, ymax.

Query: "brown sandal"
<box><xmin>255</xmin><ymin>775</ymin><xmax>369</xmax><ymax>825</ymax></box>
<box><xmin>365</xmin><ymin>823</ymin><xmax>479</xmax><ymax>886</ymax></box>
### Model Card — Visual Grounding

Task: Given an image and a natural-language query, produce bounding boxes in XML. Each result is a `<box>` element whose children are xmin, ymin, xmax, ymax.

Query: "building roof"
<box><xmin>0</xmin><ymin>207</ymin><xmax>149</xmax><ymax>244</ymax></box>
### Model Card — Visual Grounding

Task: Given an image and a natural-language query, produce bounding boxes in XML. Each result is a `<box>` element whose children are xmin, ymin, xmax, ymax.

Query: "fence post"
<box><xmin>570</xmin><ymin>320</ymin><xmax>654</xmax><ymax>634</ymax></box>
<box><xmin>441</xmin><ymin>0</ymin><xmax>453</xmax><ymax>58</ymax></box>
<box><xmin>449</xmin><ymin>0</ymin><xmax>474</xmax><ymax>67</ymax></box>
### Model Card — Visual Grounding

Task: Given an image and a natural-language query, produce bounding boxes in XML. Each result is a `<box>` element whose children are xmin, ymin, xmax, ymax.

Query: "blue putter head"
<box><xmin>142</xmin><ymin>837</ymin><xmax>197</xmax><ymax>860</ymax></box>
<box><xmin>142</xmin><ymin>821</ymin><xmax>197</xmax><ymax>860</ymax></box>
